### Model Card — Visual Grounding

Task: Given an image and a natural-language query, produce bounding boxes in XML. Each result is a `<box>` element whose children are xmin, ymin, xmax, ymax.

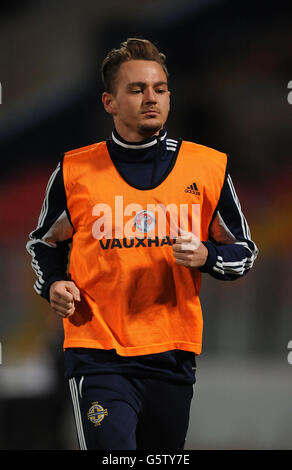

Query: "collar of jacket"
<box><xmin>111</xmin><ymin>127</ymin><xmax>167</xmax><ymax>151</ymax></box>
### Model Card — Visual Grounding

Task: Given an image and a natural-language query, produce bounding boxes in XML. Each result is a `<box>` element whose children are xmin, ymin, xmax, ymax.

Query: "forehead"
<box><xmin>116</xmin><ymin>60</ymin><xmax>167</xmax><ymax>87</ymax></box>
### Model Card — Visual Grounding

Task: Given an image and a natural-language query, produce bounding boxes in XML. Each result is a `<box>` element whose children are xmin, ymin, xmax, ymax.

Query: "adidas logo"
<box><xmin>184</xmin><ymin>182</ymin><xmax>200</xmax><ymax>195</ymax></box>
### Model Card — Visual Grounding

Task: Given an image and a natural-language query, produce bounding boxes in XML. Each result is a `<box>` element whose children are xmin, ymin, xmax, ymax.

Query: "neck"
<box><xmin>112</xmin><ymin>127</ymin><xmax>167</xmax><ymax>149</ymax></box>
<box><xmin>114</xmin><ymin>124</ymin><xmax>163</xmax><ymax>143</ymax></box>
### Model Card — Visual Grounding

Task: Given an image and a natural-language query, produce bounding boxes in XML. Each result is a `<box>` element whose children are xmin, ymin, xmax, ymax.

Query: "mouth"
<box><xmin>142</xmin><ymin>110</ymin><xmax>160</xmax><ymax>117</ymax></box>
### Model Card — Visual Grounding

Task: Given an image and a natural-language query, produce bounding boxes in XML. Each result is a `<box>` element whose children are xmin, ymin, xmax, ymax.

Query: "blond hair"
<box><xmin>101</xmin><ymin>38</ymin><xmax>168</xmax><ymax>94</ymax></box>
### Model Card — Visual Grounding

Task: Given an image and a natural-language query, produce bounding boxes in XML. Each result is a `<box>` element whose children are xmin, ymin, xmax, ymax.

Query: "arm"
<box><xmin>173</xmin><ymin>165</ymin><xmax>258</xmax><ymax>279</ymax></box>
<box><xmin>200</xmin><ymin>170</ymin><xmax>258</xmax><ymax>280</ymax></box>
<box><xmin>26</xmin><ymin>160</ymin><xmax>80</xmax><ymax>315</ymax></box>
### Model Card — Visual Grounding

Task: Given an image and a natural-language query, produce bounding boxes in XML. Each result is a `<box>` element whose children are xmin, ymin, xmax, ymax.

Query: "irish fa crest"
<box><xmin>134</xmin><ymin>210</ymin><xmax>156</xmax><ymax>233</ymax></box>
<box><xmin>87</xmin><ymin>401</ymin><xmax>108</xmax><ymax>426</ymax></box>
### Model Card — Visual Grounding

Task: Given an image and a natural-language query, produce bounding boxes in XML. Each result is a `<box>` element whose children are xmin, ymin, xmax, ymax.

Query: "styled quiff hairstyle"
<box><xmin>101</xmin><ymin>38</ymin><xmax>168</xmax><ymax>94</ymax></box>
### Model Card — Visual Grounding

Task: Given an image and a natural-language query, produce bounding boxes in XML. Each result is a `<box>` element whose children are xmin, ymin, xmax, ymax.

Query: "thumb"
<box><xmin>179</xmin><ymin>226</ymin><xmax>192</xmax><ymax>235</ymax></box>
<box><xmin>178</xmin><ymin>227</ymin><xmax>192</xmax><ymax>239</ymax></box>
<box><xmin>65</xmin><ymin>282</ymin><xmax>81</xmax><ymax>302</ymax></box>
<box><xmin>179</xmin><ymin>227</ymin><xmax>200</xmax><ymax>239</ymax></box>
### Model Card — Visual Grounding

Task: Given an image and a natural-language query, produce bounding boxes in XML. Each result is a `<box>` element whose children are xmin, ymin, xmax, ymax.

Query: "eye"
<box><xmin>131</xmin><ymin>89</ymin><xmax>142</xmax><ymax>94</ymax></box>
<box><xmin>156</xmin><ymin>88</ymin><xmax>167</xmax><ymax>94</ymax></box>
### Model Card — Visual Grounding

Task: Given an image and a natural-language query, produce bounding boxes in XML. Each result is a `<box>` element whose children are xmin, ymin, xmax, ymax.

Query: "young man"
<box><xmin>26</xmin><ymin>38</ymin><xmax>258</xmax><ymax>450</ymax></box>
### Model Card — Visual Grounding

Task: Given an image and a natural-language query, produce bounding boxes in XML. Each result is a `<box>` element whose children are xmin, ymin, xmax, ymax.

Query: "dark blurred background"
<box><xmin>0</xmin><ymin>0</ymin><xmax>291</xmax><ymax>450</ymax></box>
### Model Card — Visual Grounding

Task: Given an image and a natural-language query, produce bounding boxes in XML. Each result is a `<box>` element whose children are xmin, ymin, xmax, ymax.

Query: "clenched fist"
<box><xmin>49</xmin><ymin>280</ymin><xmax>81</xmax><ymax>318</ymax></box>
<box><xmin>172</xmin><ymin>229</ymin><xmax>208</xmax><ymax>268</ymax></box>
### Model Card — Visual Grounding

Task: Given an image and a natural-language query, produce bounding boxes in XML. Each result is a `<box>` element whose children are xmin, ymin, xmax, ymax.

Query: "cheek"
<box><xmin>117</xmin><ymin>97</ymin><xmax>141</xmax><ymax>118</ymax></box>
<box><xmin>161</xmin><ymin>96</ymin><xmax>170</xmax><ymax>116</ymax></box>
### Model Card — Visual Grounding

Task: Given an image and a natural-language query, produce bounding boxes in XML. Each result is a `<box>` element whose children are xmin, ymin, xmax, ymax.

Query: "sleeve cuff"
<box><xmin>199</xmin><ymin>241</ymin><xmax>217</xmax><ymax>272</ymax></box>
<box><xmin>41</xmin><ymin>274</ymin><xmax>68</xmax><ymax>302</ymax></box>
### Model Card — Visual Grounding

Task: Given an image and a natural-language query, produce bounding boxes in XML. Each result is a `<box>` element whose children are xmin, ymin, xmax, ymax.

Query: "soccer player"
<box><xmin>26</xmin><ymin>38</ymin><xmax>258</xmax><ymax>450</ymax></box>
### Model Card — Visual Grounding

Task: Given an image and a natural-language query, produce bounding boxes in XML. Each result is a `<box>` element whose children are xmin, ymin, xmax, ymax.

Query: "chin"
<box><xmin>139</xmin><ymin>120</ymin><xmax>162</xmax><ymax>137</ymax></box>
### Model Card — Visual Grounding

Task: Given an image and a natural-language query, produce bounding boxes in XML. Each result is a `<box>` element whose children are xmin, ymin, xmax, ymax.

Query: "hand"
<box><xmin>172</xmin><ymin>229</ymin><xmax>208</xmax><ymax>268</ymax></box>
<box><xmin>49</xmin><ymin>280</ymin><xmax>81</xmax><ymax>318</ymax></box>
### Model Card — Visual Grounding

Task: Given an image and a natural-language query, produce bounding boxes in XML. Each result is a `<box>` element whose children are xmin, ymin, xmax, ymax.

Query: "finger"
<box><xmin>52</xmin><ymin>308</ymin><xmax>72</xmax><ymax>318</ymax></box>
<box><xmin>175</xmin><ymin>234</ymin><xmax>192</xmax><ymax>244</ymax></box>
<box><xmin>54</xmin><ymin>289</ymin><xmax>74</xmax><ymax>303</ymax></box>
<box><xmin>62</xmin><ymin>308</ymin><xmax>75</xmax><ymax>318</ymax></box>
<box><xmin>56</xmin><ymin>310</ymin><xmax>75</xmax><ymax>318</ymax></box>
<box><xmin>178</xmin><ymin>227</ymin><xmax>191</xmax><ymax>236</ymax></box>
<box><xmin>174</xmin><ymin>257</ymin><xmax>190</xmax><ymax>266</ymax></box>
<box><xmin>50</xmin><ymin>297</ymin><xmax>74</xmax><ymax>309</ymax></box>
<box><xmin>52</xmin><ymin>304</ymin><xmax>75</xmax><ymax>318</ymax></box>
<box><xmin>65</xmin><ymin>283</ymin><xmax>81</xmax><ymax>302</ymax></box>
<box><xmin>178</xmin><ymin>228</ymin><xmax>201</xmax><ymax>242</ymax></box>
<box><xmin>173</xmin><ymin>251</ymin><xmax>194</xmax><ymax>261</ymax></box>
<box><xmin>173</xmin><ymin>242</ymin><xmax>195</xmax><ymax>252</ymax></box>
<box><xmin>51</xmin><ymin>301</ymin><xmax>75</xmax><ymax>316</ymax></box>
<box><xmin>54</xmin><ymin>309</ymin><xmax>68</xmax><ymax>318</ymax></box>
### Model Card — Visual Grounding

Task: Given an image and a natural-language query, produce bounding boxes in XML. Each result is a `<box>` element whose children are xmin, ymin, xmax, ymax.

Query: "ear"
<box><xmin>102</xmin><ymin>92</ymin><xmax>117</xmax><ymax>115</ymax></box>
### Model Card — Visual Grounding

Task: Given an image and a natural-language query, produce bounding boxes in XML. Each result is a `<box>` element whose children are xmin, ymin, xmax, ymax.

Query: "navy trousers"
<box><xmin>69</xmin><ymin>373</ymin><xmax>194</xmax><ymax>450</ymax></box>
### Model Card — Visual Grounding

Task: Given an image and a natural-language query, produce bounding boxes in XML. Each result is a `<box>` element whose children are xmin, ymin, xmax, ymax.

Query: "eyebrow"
<box><xmin>126</xmin><ymin>81</ymin><xmax>168</xmax><ymax>89</ymax></box>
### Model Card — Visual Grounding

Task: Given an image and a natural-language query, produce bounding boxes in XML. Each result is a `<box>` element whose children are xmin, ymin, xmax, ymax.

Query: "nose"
<box><xmin>143</xmin><ymin>87</ymin><xmax>157</xmax><ymax>104</ymax></box>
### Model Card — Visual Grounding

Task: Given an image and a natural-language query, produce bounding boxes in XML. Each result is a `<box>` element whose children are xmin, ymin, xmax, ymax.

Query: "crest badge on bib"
<box><xmin>134</xmin><ymin>210</ymin><xmax>156</xmax><ymax>233</ymax></box>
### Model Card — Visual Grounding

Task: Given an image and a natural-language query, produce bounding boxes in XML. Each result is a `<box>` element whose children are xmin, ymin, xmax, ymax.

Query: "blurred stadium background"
<box><xmin>0</xmin><ymin>0</ymin><xmax>291</xmax><ymax>450</ymax></box>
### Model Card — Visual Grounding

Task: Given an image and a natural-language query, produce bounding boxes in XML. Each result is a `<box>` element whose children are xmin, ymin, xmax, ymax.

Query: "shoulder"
<box><xmin>63</xmin><ymin>141</ymin><xmax>106</xmax><ymax>160</ymax></box>
<box><xmin>179</xmin><ymin>140</ymin><xmax>228</xmax><ymax>180</ymax></box>
<box><xmin>181</xmin><ymin>139</ymin><xmax>227</xmax><ymax>160</ymax></box>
